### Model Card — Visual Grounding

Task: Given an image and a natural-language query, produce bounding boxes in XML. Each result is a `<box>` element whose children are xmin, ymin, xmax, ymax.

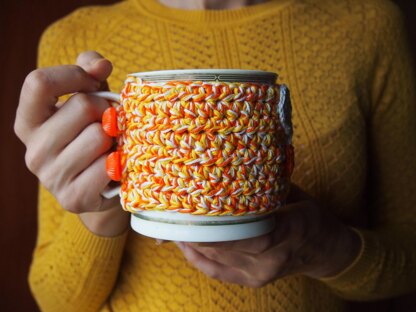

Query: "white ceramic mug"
<box><xmin>93</xmin><ymin>69</ymin><xmax>293</xmax><ymax>242</ymax></box>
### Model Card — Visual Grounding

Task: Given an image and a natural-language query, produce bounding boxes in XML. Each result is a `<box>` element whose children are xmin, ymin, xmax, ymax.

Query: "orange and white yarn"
<box><xmin>104</xmin><ymin>76</ymin><xmax>294</xmax><ymax>216</ymax></box>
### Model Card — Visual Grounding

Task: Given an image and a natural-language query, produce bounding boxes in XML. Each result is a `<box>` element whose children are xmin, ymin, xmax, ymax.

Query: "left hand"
<box><xmin>174</xmin><ymin>184</ymin><xmax>361</xmax><ymax>288</ymax></box>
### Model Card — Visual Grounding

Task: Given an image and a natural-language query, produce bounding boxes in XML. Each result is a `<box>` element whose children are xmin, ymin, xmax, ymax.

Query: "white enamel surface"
<box><xmin>135</xmin><ymin>209</ymin><xmax>274</xmax><ymax>221</ymax></box>
<box><xmin>130</xmin><ymin>212</ymin><xmax>276</xmax><ymax>242</ymax></box>
<box><xmin>101</xmin><ymin>185</ymin><xmax>121</xmax><ymax>199</ymax></box>
<box><xmin>129</xmin><ymin>69</ymin><xmax>277</xmax><ymax>77</ymax></box>
<box><xmin>90</xmin><ymin>91</ymin><xmax>120</xmax><ymax>102</ymax></box>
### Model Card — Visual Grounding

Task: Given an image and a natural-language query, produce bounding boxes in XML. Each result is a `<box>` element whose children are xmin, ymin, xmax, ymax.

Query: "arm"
<box><xmin>17</xmin><ymin>13</ymin><xmax>130</xmax><ymax>311</ymax></box>
<box><xmin>30</xmin><ymin>186</ymin><xmax>128</xmax><ymax>311</ymax></box>
<box><xmin>319</xmin><ymin>3</ymin><xmax>416</xmax><ymax>299</ymax></box>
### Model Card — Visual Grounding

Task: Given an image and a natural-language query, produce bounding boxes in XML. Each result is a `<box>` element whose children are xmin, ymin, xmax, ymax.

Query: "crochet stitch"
<box><xmin>106</xmin><ymin>77</ymin><xmax>294</xmax><ymax>215</ymax></box>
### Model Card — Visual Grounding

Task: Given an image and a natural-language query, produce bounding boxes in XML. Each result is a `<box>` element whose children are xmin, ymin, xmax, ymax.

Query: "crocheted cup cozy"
<box><xmin>103</xmin><ymin>73</ymin><xmax>294</xmax><ymax>216</ymax></box>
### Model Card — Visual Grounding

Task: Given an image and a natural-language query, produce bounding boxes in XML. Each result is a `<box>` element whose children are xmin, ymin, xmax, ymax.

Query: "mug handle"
<box><xmin>90</xmin><ymin>91</ymin><xmax>120</xmax><ymax>103</ymax></box>
<box><xmin>90</xmin><ymin>91</ymin><xmax>122</xmax><ymax>199</ymax></box>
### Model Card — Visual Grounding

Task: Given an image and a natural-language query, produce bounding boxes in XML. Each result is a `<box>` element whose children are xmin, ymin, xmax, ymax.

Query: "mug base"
<box><xmin>130</xmin><ymin>211</ymin><xmax>276</xmax><ymax>242</ymax></box>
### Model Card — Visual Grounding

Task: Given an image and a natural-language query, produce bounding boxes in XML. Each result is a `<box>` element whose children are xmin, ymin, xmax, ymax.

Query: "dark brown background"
<box><xmin>0</xmin><ymin>1</ymin><xmax>415</xmax><ymax>311</ymax></box>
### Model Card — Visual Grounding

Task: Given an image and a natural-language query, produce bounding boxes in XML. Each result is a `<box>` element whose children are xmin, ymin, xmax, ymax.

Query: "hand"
<box><xmin>174</xmin><ymin>184</ymin><xmax>361</xmax><ymax>287</ymax></box>
<box><xmin>14</xmin><ymin>51</ymin><xmax>129</xmax><ymax>236</ymax></box>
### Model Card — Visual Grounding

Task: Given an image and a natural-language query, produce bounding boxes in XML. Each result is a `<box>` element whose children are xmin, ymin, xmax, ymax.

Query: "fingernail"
<box><xmin>89</xmin><ymin>57</ymin><xmax>105</xmax><ymax>66</ymax></box>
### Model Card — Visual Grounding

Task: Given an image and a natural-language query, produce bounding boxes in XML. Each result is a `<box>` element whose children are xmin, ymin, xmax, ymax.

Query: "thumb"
<box><xmin>76</xmin><ymin>51</ymin><xmax>113</xmax><ymax>90</ymax></box>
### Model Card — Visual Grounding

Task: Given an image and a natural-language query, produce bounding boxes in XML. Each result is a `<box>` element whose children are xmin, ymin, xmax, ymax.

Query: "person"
<box><xmin>14</xmin><ymin>0</ymin><xmax>416</xmax><ymax>311</ymax></box>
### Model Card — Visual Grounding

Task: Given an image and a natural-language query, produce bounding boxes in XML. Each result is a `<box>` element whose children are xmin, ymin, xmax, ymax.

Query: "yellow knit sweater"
<box><xmin>29</xmin><ymin>0</ymin><xmax>416</xmax><ymax>311</ymax></box>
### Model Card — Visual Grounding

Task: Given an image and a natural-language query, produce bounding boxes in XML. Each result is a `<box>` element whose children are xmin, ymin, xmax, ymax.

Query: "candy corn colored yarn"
<box><xmin>110</xmin><ymin>76</ymin><xmax>293</xmax><ymax>216</ymax></box>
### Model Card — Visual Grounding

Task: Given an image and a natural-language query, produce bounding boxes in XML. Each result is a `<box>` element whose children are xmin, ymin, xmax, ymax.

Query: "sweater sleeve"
<box><xmin>320</xmin><ymin>1</ymin><xmax>416</xmax><ymax>300</ymax></box>
<box><xmin>28</xmin><ymin>8</ymin><xmax>128</xmax><ymax>312</ymax></box>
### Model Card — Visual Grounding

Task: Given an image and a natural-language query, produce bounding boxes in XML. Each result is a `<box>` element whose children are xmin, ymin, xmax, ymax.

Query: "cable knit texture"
<box><xmin>28</xmin><ymin>0</ymin><xmax>416</xmax><ymax>311</ymax></box>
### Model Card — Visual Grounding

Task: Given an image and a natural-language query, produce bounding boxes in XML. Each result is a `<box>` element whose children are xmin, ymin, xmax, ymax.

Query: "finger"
<box><xmin>193</xmin><ymin>241</ymin><xmax>291</xmax><ymax>285</ymax></box>
<box><xmin>76</xmin><ymin>51</ymin><xmax>112</xmax><ymax>90</ymax></box>
<box><xmin>190</xmin><ymin>244</ymin><xmax>256</xmax><ymax>271</ymax></box>
<box><xmin>76</xmin><ymin>153</ymin><xmax>112</xmax><ymax>200</ymax></box>
<box><xmin>55</xmin><ymin>122</ymin><xmax>113</xmax><ymax>180</ymax></box>
<box><xmin>175</xmin><ymin>242</ymin><xmax>248</xmax><ymax>285</ymax></box>
<box><xmin>17</xmin><ymin>65</ymin><xmax>101</xmax><ymax>134</ymax></box>
<box><xmin>191</xmin><ymin>233</ymin><xmax>274</xmax><ymax>254</ymax></box>
<box><xmin>65</xmin><ymin>154</ymin><xmax>112</xmax><ymax>213</ymax></box>
<box><xmin>271</xmin><ymin>200</ymin><xmax>320</xmax><ymax>246</ymax></box>
<box><xmin>37</xmin><ymin>93</ymin><xmax>110</xmax><ymax>156</ymax></box>
<box><xmin>100</xmin><ymin>195</ymin><xmax>122</xmax><ymax>212</ymax></box>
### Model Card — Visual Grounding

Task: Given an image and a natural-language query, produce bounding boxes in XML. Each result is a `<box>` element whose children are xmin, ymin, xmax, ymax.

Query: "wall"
<box><xmin>0</xmin><ymin>2</ymin><xmax>117</xmax><ymax>311</ymax></box>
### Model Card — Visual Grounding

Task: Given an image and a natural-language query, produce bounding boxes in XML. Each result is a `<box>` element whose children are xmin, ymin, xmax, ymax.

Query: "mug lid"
<box><xmin>130</xmin><ymin>69</ymin><xmax>277</xmax><ymax>84</ymax></box>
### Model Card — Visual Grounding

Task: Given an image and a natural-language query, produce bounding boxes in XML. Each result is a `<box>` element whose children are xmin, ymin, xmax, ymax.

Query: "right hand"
<box><xmin>14</xmin><ymin>51</ymin><xmax>130</xmax><ymax>236</ymax></box>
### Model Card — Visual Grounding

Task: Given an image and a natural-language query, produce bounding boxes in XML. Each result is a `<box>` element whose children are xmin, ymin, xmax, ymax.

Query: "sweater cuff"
<box><xmin>318</xmin><ymin>227</ymin><xmax>379</xmax><ymax>292</ymax></box>
<box><xmin>57</xmin><ymin>212</ymin><xmax>129</xmax><ymax>259</ymax></box>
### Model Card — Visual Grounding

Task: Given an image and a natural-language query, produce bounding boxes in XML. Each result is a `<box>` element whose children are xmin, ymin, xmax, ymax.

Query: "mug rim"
<box><xmin>129</xmin><ymin>69</ymin><xmax>278</xmax><ymax>83</ymax></box>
